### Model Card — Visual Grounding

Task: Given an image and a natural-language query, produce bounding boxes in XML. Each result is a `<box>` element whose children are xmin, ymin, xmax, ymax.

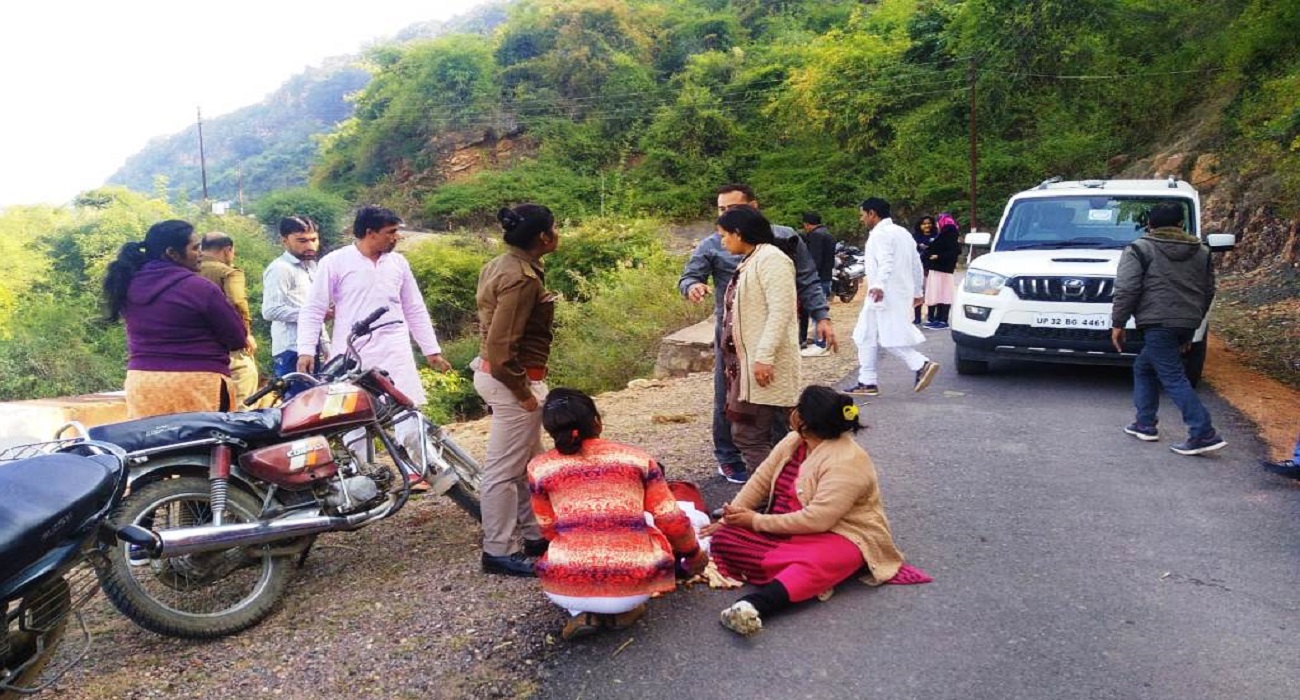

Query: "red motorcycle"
<box><xmin>87</xmin><ymin>307</ymin><xmax>482</xmax><ymax>639</ymax></box>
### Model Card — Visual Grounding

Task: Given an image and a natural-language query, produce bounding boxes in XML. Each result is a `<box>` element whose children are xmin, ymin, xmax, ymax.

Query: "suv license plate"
<box><xmin>1031</xmin><ymin>313</ymin><xmax>1110</xmax><ymax>329</ymax></box>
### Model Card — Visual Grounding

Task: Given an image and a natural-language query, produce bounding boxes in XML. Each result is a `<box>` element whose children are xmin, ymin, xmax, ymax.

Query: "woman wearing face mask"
<box><xmin>102</xmin><ymin>219</ymin><xmax>248</xmax><ymax>418</ymax></box>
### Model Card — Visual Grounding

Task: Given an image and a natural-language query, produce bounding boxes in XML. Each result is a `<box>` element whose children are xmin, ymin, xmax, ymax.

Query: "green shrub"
<box><xmin>547</xmin><ymin>217</ymin><xmax>666</xmax><ymax>300</ymax></box>
<box><xmin>0</xmin><ymin>293</ymin><xmax>125</xmax><ymax>401</ymax></box>
<box><xmin>547</xmin><ymin>248</ymin><xmax>710</xmax><ymax>395</ymax></box>
<box><xmin>419</xmin><ymin>364</ymin><xmax>482</xmax><ymax>426</ymax></box>
<box><xmin>252</xmin><ymin>187</ymin><xmax>350</xmax><ymax>249</ymax></box>
<box><xmin>403</xmin><ymin>235</ymin><xmax>497</xmax><ymax>339</ymax></box>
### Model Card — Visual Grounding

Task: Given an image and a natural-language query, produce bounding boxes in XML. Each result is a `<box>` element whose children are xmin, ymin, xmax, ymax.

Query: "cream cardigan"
<box><xmin>731</xmin><ymin>431</ymin><xmax>905</xmax><ymax>584</ymax></box>
<box><xmin>732</xmin><ymin>243</ymin><xmax>800</xmax><ymax>407</ymax></box>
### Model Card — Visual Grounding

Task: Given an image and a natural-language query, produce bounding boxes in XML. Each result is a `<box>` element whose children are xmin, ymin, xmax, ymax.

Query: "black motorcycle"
<box><xmin>831</xmin><ymin>243</ymin><xmax>866</xmax><ymax>302</ymax></box>
<box><xmin>1</xmin><ymin>438</ymin><xmax>126</xmax><ymax>698</ymax></box>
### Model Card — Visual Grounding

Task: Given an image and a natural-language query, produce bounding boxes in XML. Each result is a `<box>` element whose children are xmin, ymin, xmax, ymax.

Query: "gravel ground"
<box><xmin>44</xmin><ymin>300</ymin><xmax>864</xmax><ymax>700</ymax></box>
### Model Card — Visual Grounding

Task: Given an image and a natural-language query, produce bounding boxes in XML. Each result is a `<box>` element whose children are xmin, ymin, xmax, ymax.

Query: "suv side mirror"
<box><xmin>1205</xmin><ymin>233</ymin><xmax>1235</xmax><ymax>253</ymax></box>
<box><xmin>963</xmin><ymin>231</ymin><xmax>992</xmax><ymax>247</ymax></box>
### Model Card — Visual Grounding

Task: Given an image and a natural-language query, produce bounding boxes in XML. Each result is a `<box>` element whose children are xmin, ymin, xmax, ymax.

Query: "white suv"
<box><xmin>951</xmin><ymin>178</ymin><xmax>1235</xmax><ymax>385</ymax></box>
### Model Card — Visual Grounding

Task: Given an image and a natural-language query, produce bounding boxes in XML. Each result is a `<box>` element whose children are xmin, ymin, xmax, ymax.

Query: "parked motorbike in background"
<box><xmin>1</xmin><ymin>439</ymin><xmax>126</xmax><ymax>699</ymax></box>
<box><xmin>831</xmin><ymin>242</ymin><xmax>866</xmax><ymax>302</ymax></box>
<box><xmin>85</xmin><ymin>306</ymin><xmax>482</xmax><ymax>640</ymax></box>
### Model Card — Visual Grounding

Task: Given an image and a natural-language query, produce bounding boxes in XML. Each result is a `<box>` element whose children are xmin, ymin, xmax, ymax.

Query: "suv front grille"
<box><xmin>1009</xmin><ymin>276</ymin><xmax>1113</xmax><ymax>303</ymax></box>
<box><xmin>995</xmin><ymin>324</ymin><xmax>1143</xmax><ymax>344</ymax></box>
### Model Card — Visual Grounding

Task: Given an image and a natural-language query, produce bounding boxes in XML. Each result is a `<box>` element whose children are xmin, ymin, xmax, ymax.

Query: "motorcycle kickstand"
<box><xmin>295</xmin><ymin>535</ymin><xmax>320</xmax><ymax>569</ymax></box>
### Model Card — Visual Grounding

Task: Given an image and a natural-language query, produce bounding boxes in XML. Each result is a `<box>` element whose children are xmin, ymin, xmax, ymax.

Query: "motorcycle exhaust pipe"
<box><xmin>117</xmin><ymin>496</ymin><xmax>397</xmax><ymax>558</ymax></box>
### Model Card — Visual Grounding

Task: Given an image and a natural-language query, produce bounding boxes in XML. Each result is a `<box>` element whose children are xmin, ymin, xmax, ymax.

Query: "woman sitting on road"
<box><xmin>528</xmin><ymin>388</ymin><xmax>709</xmax><ymax>641</ymax></box>
<box><xmin>703</xmin><ymin>385</ymin><xmax>910</xmax><ymax>635</ymax></box>
<box><xmin>102</xmin><ymin>219</ymin><xmax>247</xmax><ymax>419</ymax></box>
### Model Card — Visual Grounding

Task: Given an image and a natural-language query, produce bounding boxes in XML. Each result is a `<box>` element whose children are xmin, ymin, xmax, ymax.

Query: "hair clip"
<box><xmin>842</xmin><ymin>404</ymin><xmax>860</xmax><ymax>421</ymax></box>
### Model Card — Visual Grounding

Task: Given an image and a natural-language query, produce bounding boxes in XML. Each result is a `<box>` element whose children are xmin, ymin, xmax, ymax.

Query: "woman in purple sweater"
<box><xmin>102</xmin><ymin>220</ymin><xmax>247</xmax><ymax>418</ymax></box>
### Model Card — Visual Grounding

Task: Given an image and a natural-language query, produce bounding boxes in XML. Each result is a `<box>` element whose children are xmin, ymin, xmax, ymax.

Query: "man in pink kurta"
<box><xmin>296</xmin><ymin>206</ymin><xmax>452</xmax><ymax>427</ymax></box>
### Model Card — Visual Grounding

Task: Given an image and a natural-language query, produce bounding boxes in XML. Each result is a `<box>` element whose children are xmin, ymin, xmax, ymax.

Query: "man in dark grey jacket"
<box><xmin>1110</xmin><ymin>202</ymin><xmax>1225</xmax><ymax>455</ymax></box>
<box><xmin>679</xmin><ymin>183</ymin><xmax>836</xmax><ymax>483</ymax></box>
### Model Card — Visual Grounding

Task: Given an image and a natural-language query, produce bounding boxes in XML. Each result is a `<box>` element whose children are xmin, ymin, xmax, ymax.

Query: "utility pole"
<box><xmin>236</xmin><ymin>166</ymin><xmax>245</xmax><ymax>215</ymax></box>
<box><xmin>968</xmin><ymin>56</ymin><xmax>978</xmax><ymax>232</ymax></box>
<box><xmin>197</xmin><ymin>106</ymin><xmax>210</xmax><ymax>202</ymax></box>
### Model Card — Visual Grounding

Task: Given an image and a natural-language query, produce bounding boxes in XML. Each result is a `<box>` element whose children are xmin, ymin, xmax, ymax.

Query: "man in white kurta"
<box><xmin>850</xmin><ymin>198</ymin><xmax>940</xmax><ymax>395</ymax></box>
<box><xmin>296</xmin><ymin>206</ymin><xmax>453</xmax><ymax>461</ymax></box>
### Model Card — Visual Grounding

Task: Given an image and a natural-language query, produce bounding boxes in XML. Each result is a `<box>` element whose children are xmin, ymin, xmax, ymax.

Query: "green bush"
<box><xmin>403</xmin><ymin>235</ymin><xmax>497</xmax><ymax>339</ymax></box>
<box><xmin>419</xmin><ymin>363</ymin><xmax>482</xmax><ymax>426</ymax></box>
<box><xmin>547</xmin><ymin>248</ymin><xmax>709</xmax><ymax>395</ymax></box>
<box><xmin>547</xmin><ymin>217</ymin><xmax>666</xmax><ymax>300</ymax></box>
<box><xmin>252</xmin><ymin>187</ymin><xmax>350</xmax><ymax>250</ymax></box>
<box><xmin>0</xmin><ymin>293</ymin><xmax>125</xmax><ymax>401</ymax></box>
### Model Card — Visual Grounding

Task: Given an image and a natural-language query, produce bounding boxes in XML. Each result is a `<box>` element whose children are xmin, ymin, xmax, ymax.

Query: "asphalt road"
<box><xmin>538</xmin><ymin>330</ymin><xmax>1300</xmax><ymax>700</ymax></box>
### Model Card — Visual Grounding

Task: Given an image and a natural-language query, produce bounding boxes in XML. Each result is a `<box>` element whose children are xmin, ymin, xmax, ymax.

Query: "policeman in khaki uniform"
<box><xmin>472</xmin><ymin>204</ymin><xmax>559</xmax><ymax>577</ymax></box>
<box><xmin>198</xmin><ymin>233</ymin><xmax>259</xmax><ymax>407</ymax></box>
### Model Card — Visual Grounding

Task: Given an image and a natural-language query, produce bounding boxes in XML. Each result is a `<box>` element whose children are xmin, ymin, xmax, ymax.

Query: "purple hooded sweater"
<box><xmin>123</xmin><ymin>260</ymin><xmax>247</xmax><ymax>374</ymax></box>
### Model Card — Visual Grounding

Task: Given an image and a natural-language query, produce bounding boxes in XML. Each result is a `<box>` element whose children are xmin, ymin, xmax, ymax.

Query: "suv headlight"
<box><xmin>962</xmin><ymin>269</ymin><xmax>1008</xmax><ymax>296</ymax></box>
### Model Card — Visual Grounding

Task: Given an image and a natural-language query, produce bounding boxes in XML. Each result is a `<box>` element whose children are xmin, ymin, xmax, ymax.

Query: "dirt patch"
<box><xmin>1205</xmin><ymin>333</ymin><xmax>1300</xmax><ymax>460</ymax></box>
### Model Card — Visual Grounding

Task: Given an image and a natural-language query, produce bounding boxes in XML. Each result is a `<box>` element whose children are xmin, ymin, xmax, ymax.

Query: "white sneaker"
<box><xmin>720</xmin><ymin>600</ymin><xmax>762</xmax><ymax>635</ymax></box>
<box><xmin>800</xmin><ymin>344</ymin><xmax>831</xmax><ymax>358</ymax></box>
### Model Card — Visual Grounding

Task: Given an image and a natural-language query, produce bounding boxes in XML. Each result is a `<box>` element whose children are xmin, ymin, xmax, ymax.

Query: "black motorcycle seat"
<box><xmin>0</xmin><ymin>453</ymin><xmax>120</xmax><ymax>582</ymax></box>
<box><xmin>88</xmin><ymin>409</ymin><xmax>283</xmax><ymax>454</ymax></box>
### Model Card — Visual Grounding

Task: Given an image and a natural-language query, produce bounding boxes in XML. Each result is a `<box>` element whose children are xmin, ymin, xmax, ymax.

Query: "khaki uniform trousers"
<box><xmin>473</xmin><ymin>368</ymin><xmax>546</xmax><ymax>557</ymax></box>
<box><xmin>228</xmin><ymin>350</ymin><xmax>259</xmax><ymax>409</ymax></box>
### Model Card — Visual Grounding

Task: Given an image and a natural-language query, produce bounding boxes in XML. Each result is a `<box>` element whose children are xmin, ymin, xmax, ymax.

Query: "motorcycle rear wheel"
<box><xmin>425</xmin><ymin>426</ymin><xmax>483</xmax><ymax>522</ymax></box>
<box><xmin>98</xmin><ymin>476</ymin><xmax>293</xmax><ymax>639</ymax></box>
<box><xmin>837</xmin><ymin>278</ymin><xmax>861</xmax><ymax>303</ymax></box>
<box><xmin>1</xmin><ymin>578</ymin><xmax>70</xmax><ymax>700</ymax></box>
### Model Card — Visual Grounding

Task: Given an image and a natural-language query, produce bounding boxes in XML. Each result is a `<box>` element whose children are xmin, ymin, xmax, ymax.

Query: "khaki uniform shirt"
<box><xmin>476</xmin><ymin>247</ymin><xmax>555</xmax><ymax>401</ymax></box>
<box><xmin>199</xmin><ymin>259</ymin><xmax>252</xmax><ymax>335</ymax></box>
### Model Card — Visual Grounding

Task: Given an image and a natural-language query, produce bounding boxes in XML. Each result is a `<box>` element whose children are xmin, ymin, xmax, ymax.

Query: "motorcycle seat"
<box><xmin>88</xmin><ymin>409</ymin><xmax>283</xmax><ymax>454</ymax></box>
<box><xmin>0</xmin><ymin>453</ymin><xmax>121</xmax><ymax>582</ymax></box>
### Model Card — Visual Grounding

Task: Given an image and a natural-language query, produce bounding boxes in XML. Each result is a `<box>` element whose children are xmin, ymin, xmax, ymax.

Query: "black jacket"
<box><xmin>802</xmin><ymin>225</ymin><xmax>837</xmax><ymax>282</ymax></box>
<box><xmin>1111</xmin><ymin>227</ymin><xmax>1215</xmax><ymax>330</ymax></box>
<box><xmin>926</xmin><ymin>226</ymin><xmax>961</xmax><ymax>274</ymax></box>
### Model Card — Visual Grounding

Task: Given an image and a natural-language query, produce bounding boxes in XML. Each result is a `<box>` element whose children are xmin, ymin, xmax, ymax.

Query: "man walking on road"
<box><xmin>798</xmin><ymin>212</ymin><xmax>836</xmax><ymax>356</ymax></box>
<box><xmin>849</xmin><ymin>197</ymin><xmax>939</xmax><ymax>397</ymax></box>
<box><xmin>1111</xmin><ymin>201</ymin><xmax>1226</xmax><ymax>455</ymax></box>
<box><xmin>679</xmin><ymin>184</ymin><xmax>837</xmax><ymax>483</ymax></box>
<box><xmin>198</xmin><ymin>232</ymin><xmax>258</xmax><ymax>406</ymax></box>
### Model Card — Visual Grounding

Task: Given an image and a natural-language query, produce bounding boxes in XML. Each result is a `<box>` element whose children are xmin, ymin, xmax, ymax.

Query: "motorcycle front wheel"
<box><xmin>1</xmin><ymin>578</ymin><xmax>70</xmax><ymax>700</ymax></box>
<box><xmin>98</xmin><ymin>476</ymin><xmax>294</xmax><ymax>639</ymax></box>
<box><xmin>425</xmin><ymin>425</ymin><xmax>483</xmax><ymax>522</ymax></box>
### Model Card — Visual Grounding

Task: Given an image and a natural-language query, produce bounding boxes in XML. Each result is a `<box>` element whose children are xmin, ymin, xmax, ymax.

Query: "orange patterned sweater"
<box><xmin>527</xmin><ymin>439</ymin><xmax>700</xmax><ymax>598</ymax></box>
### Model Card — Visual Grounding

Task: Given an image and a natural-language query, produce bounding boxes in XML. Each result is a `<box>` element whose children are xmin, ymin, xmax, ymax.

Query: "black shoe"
<box><xmin>846</xmin><ymin>383</ymin><xmax>879</xmax><ymax>397</ymax></box>
<box><xmin>1262</xmin><ymin>458</ymin><xmax>1300</xmax><ymax>477</ymax></box>
<box><xmin>718</xmin><ymin>462</ymin><xmax>749</xmax><ymax>484</ymax></box>
<box><xmin>482</xmin><ymin>552</ymin><xmax>537</xmax><ymax>577</ymax></box>
<box><xmin>522</xmin><ymin>538</ymin><xmax>549</xmax><ymax>557</ymax></box>
<box><xmin>1170</xmin><ymin>434</ymin><xmax>1227</xmax><ymax>456</ymax></box>
<box><xmin>1123</xmin><ymin>423</ymin><xmax>1159</xmax><ymax>442</ymax></box>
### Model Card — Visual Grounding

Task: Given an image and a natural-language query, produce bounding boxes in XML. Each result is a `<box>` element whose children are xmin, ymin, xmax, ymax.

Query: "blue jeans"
<box><xmin>1132</xmin><ymin>327</ymin><xmax>1215</xmax><ymax>440</ymax></box>
<box><xmin>273</xmin><ymin>350</ymin><xmax>308</xmax><ymax>400</ymax></box>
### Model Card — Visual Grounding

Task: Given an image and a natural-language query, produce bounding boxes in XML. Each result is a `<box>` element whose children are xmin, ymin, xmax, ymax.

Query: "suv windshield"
<box><xmin>994</xmin><ymin>195</ymin><xmax>1196</xmax><ymax>252</ymax></box>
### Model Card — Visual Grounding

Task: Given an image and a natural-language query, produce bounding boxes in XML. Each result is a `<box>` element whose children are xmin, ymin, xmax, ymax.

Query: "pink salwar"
<box><xmin>710</xmin><ymin>444</ymin><xmax>866</xmax><ymax>602</ymax></box>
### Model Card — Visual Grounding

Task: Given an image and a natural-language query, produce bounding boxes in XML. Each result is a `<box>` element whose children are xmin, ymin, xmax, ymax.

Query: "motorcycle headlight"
<box><xmin>962</xmin><ymin>269</ymin><xmax>1008</xmax><ymax>296</ymax></box>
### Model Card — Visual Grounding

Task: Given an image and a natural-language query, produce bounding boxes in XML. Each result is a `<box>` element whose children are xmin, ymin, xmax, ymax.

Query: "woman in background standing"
<box><xmin>911</xmin><ymin>216</ymin><xmax>938</xmax><ymax>325</ymax></box>
<box><xmin>923</xmin><ymin>216</ymin><xmax>961</xmax><ymax>329</ymax></box>
<box><xmin>102</xmin><ymin>219</ymin><xmax>247</xmax><ymax>418</ymax></box>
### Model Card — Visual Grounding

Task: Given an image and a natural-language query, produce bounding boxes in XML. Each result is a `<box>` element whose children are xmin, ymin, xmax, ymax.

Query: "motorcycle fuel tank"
<box><xmin>240</xmin><ymin>435</ymin><xmax>338</xmax><ymax>489</ymax></box>
<box><xmin>280</xmin><ymin>383</ymin><xmax>376</xmax><ymax>435</ymax></box>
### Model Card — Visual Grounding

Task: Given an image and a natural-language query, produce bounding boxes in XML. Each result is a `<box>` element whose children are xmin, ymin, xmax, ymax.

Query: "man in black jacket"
<box><xmin>798</xmin><ymin>212</ymin><xmax>836</xmax><ymax>355</ymax></box>
<box><xmin>1110</xmin><ymin>202</ymin><xmax>1226</xmax><ymax>455</ymax></box>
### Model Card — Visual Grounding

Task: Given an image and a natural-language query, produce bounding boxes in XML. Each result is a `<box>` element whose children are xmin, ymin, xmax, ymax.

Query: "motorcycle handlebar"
<box><xmin>243</xmin><ymin>378</ymin><xmax>284</xmax><ymax>407</ymax></box>
<box><xmin>352</xmin><ymin>306</ymin><xmax>389</xmax><ymax>337</ymax></box>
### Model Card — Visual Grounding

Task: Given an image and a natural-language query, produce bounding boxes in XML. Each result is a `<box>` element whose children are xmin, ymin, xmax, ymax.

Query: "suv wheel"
<box><xmin>954</xmin><ymin>344</ymin><xmax>990</xmax><ymax>375</ymax></box>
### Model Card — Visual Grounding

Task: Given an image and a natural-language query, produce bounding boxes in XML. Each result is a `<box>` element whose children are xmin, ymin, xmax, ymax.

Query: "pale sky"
<box><xmin>0</xmin><ymin>0</ymin><xmax>491</xmax><ymax>208</ymax></box>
